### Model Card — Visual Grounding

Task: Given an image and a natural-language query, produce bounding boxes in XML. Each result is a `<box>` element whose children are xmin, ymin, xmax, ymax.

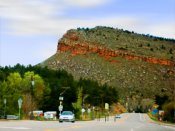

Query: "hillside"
<box><xmin>40</xmin><ymin>26</ymin><xmax>175</xmax><ymax>104</ymax></box>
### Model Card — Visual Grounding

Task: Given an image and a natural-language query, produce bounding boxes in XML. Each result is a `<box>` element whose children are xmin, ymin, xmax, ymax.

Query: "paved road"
<box><xmin>0</xmin><ymin>113</ymin><xmax>174</xmax><ymax>131</ymax></box>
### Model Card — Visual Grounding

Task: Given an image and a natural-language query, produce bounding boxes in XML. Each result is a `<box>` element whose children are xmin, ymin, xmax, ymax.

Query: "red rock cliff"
<box><xmin>57</xmin><ymin>30</ymin><xmax>175</xmax><ymax>66</ymax></box>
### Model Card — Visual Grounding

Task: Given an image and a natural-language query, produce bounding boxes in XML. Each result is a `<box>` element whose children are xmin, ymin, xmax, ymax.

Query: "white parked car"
<box><xmin>44</xmin><ymin>111</ymin><xmax>57</xmax><ymax>120</ymax></box>
<box><xmin>6</xmin><ymin>115</ymin><xmax>19</xmax><ymax>120</ymax></box>
<box><xmin>115</xmin><ymin>114</ymin><xmax>121</xmax><ymax>119</ymax></box>
<box><xmin>59</xmin><ymin>111</ymin><xmax>75</xmax><ymax>123</ymax></box>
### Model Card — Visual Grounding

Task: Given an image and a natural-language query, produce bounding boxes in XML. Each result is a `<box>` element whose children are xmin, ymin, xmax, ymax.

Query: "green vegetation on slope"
<box><xmin>75</xmin><ymin>26</ymin><xmax>175</xmax><ymax>60</ymax></box>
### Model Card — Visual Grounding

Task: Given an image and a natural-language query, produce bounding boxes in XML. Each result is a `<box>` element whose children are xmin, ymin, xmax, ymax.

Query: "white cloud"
<box><xmin>148</xmin><ymin>22</ymin><xmax>175</xmax><ymax>39</ymax></box>
<box><xmin>8</xmin><ymin>15</ymin><xmax>142</xmax><ymax>36</ymax></box>
<box><xmin>63</xmin><ymin>0</ymin><xmax>109</xmax><ymax>7</ymax></box>
<box><xmin>0</xmin><ymin>0</ymin><xmax>174</xmax><ymax>39</ymax></box>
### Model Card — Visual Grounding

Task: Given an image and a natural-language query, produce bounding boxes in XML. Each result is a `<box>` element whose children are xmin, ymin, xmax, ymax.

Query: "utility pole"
<box><xmin>58</xmin><ymin>87</ymin><xmax>70</xmax><ymax>115</ymax></box>
<box><xmin>4</xmin><ymin>99</ymin><xmax>6</xmax><ymax>118</ymax></box>
<box><xmin>30</xmin><ymin>76</ymin><xmax>35</xmax><ymax>120</ymax></box>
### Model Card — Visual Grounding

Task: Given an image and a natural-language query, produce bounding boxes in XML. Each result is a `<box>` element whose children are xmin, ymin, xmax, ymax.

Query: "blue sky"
<box><xmin>0</xmin><ymin>0</ymin><xmax>175</xmax><ymax>66</ymax></box>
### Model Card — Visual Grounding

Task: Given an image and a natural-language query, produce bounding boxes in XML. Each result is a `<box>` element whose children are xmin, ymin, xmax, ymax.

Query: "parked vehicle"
<box><xmin>6</xmin><ymin>115</ymin><xmax>19</xmax><ymax>120</ymax></box>
<box><xmin>59</xmin><ymin>111</ymin><xmax>75</xmax><ymax>123</ymax></box>
<box><xmin>44</xmin><ymin>111</ymin><xmax>57</xmax><ymax>120</ymax></box>
<box><xmin>0</xmin><ymin>115</ymin><xmax>6</xmax><ymax>119</ymax></box>
<box><xmin>114</xmin><ymin>114</ymin><xmax>121</xmax><ymax>121</ymax></box>
<box><xmin>0</xmin><ymin>110</ymin><xmax>5</xmax><ymax>119</ymax></box>
<box><xmin>115</xmin><ymin>114</ymin><xmax>121</xmax><ymax>118</ymax></box>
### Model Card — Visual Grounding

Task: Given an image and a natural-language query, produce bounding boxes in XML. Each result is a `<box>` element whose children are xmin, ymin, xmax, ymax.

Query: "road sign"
<box><xmin>4</xmin><ymin>99</ymin><xmax>7</xmax><ymax>104</ymax></box>
<box><xmin>152</xmin><ymin>109</ymin><xmax>158</xmax><ymax>115</ymax></box>
<box><xmin>59</xmin><ymin>105</ymin><xmax>63</xmax><ymax>111</ymax></box>
<box><xmin>18</xmin><ymin>98</ymin><xmax>23</xmax><ymax>109</ymax></box>
<box><xmin>105</xmin><ymin>103</ymin><xmax>109</xmax><ymax>110</ymax></box>
<box><xmin>81</xmin><ymin>108</ymin><xmax>85</xmax><ymax>113</ymax></box>
<box><xmin>88</xmin><ymin>108</ymin><xmax>91</xmax><ymax>114</ymax></box>
<box><xmin>59</xmin><ymin>96</ymin><xmax>63</xmax><ymax>101</ymax></box>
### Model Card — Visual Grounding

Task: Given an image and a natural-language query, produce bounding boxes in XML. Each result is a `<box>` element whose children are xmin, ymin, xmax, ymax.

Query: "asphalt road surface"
<box><xmin>0</xmin><ymin>113</ymin><xmax>175</xmax><ymax>131</ymax></box>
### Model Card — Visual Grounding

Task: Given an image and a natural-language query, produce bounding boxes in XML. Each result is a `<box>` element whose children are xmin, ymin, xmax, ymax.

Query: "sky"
<box><xmin>0</xmin><ymin>0</ymin><xmax>175</xmax><ymax>67</ymax></box>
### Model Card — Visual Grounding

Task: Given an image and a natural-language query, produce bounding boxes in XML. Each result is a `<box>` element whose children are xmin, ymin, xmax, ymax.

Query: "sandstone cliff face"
<box><xmin>58</xmin><ymin>43</ymin><xmax>175</xmax><ymax>66</ymax></box>
<box><xmin>57</xmin><ymin>31</ymin><xmax>175</xmax><ymax>66</ymax></box>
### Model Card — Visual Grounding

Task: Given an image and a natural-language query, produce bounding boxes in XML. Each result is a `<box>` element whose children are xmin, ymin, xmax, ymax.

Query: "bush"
<box><xmin>140</xmin><ymin>98</ymin><xmax>154</xmax><ymax>113</ymax></box>
<box><xmin>162</xmin><ymin>101</ymin><xmax>175</xmax><ymax>123</ymax></box>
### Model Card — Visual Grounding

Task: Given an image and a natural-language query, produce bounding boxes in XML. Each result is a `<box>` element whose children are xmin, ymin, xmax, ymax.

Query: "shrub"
<box><xmin>140</xmin><ymin>99</ymin><xmax>154</xmax><ymax>113</ymax></box>
<box><xmin>150</xmin><ymin>48</ymin><xmax>154</xmax><ymax>51</ymax></box>
<box><xmin>162</xmin><ymin>101</ymin><xmax>175</xmax><ymax>123</ymax></box>
<box><xmin>169</xmin><ymin>48</ymin><xmax>173</xmax><ymax>54</ymax></box>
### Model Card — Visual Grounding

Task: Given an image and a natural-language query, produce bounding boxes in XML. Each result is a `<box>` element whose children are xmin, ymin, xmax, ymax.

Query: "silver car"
<box><xmin>115</xmin><ymin>114</ymin><xmax>121</xmax><ymax>118</ymax></box>
<box><xmin>59</xmin><ymin>111</ymin><xmax>75</xmax><ymax>123</ymax></box>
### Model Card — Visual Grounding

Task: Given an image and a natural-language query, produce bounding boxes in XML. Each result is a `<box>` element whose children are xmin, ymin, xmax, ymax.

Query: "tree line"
<box><xmin>0</xmin><ymin>64</ymin><xmax>118</xmax><ymax>119</ymax></box>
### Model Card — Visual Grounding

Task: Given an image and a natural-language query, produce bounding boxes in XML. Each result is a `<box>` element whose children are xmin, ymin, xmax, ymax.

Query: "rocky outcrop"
<box><xmin>56</xmin><ymin>30</ymin><xmax>175</xmax><ymax>66</ymax></box>
<box><xmin>57</xmin><ymin>42</ymin><xmax>175</xmax><ymax>66</ymax></box>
